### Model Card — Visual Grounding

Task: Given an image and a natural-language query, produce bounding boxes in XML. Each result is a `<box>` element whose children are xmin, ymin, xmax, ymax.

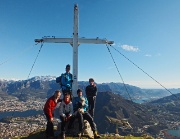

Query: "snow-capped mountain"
<box><xmin>0</xmin><ymin>76</ymin><xmax>179</xmax><ymax>101</ymax></box>
<box><xmin>28</xmin><ymin>76</ymin><xmax>56</xmax><ymax>82</ymax></box>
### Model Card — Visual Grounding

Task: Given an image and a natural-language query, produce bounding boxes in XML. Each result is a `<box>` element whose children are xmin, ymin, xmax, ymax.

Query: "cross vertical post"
<box><xmin>72</xmin><ymin>4</ymin><xmax>79</xmax><ymax>95</ymax></box>
<box><xmin>34</xmin><ymin>4</ymin><xmax>114</xmax><ymax>97</ymax></box>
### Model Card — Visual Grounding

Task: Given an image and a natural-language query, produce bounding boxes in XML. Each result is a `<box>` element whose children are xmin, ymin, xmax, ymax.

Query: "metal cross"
<box><xmin>35</xmin><ymin>4</ymin><xmax>114</xmax><ymax>97</ymax></box>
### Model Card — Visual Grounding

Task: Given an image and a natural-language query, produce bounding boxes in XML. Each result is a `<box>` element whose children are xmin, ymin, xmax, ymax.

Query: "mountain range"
<box><xmin>0</xmin><ymin>76</ymin><xmax>179</xmax><ymax>101</ymax></box>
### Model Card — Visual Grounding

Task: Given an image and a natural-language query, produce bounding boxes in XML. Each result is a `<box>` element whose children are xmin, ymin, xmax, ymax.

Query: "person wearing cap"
<box><xmin>69</xmin><ymin>89</ymin><xmax>101</xmax><ymax>138</ymax></box>
<box><xmin>59</xmin><ymin>92</ymin><xmax>73</xmax><ymax>139</ymax></box>
<box><xmin>85</xmin><ymin>78</ymin><xmax>97</xmax><ymax>118</ymax></box>
<box><xmin>60</xmin><ymin>64</ymin><xmax>73</xmax><ymax>96</ymax></box>
<box><xmin>43</xmin><ymin>90</ymin><xmax>62</xmax><ymax>138</ymax></box>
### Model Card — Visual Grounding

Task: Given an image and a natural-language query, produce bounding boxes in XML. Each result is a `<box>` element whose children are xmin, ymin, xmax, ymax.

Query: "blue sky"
<box><xmin>0</xmin><ymin>0</ymin><xmax>180</xmax><ymax>89</ymax></box>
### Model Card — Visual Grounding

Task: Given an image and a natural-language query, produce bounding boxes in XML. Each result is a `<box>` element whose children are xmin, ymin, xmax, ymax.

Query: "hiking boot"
<box><xmin>88</xmin><ymin>135</ymin><xmax>94</xmax><ymax>139</ymax></box>
<box><xmin>77</xmin><ymin>131</ymin><xmax>82</xmax><ymax>137</ymax></box>
<box><xmin>62</xmin><ymin>134</ymin><xmax>65</xmax><ymax>139</ymax></box>
<box><xmin>94</xmin><ymin>131</ymin><xmax>101</xmax><ymax>138</ymax></box>
<box><xmin>46</xmin><ymin>134</ymin><xmax>54</xmax><ymax>139</ymax></box>
<box><xmin>60</xmin><ymin>132</ymin><xmax>65</xmax><ymax>139</ymax></box>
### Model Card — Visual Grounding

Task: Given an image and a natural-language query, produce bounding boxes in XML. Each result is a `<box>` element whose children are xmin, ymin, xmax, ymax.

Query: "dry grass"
<box><xmin>12</xmin><ymin>130</ymin><xmax>154</xmax><ymax>139</ymax></box>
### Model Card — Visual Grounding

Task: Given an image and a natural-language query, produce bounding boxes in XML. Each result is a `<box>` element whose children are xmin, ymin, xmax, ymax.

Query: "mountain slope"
<box><xmin>148</xmin><ymin>93</ymin><xmax>180</xmax><ymax>121</ymax></box>
<box><xmin>94</xmin><ymin>92</ymin><xmax>168</xmax><ymax>135</ymax></box>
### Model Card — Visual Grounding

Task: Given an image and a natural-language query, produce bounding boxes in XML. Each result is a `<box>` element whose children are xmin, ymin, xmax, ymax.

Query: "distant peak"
<box><xmin>29</xmin><ymin>76</ymin><xmax>56</xmax><ymax>81</ymax></box>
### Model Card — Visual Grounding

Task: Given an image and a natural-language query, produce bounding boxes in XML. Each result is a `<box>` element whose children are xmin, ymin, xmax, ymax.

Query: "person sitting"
<box><xmin>43</xmin><ymin>90</ymin><xmax>62</xmax><ymax>138</ymax></box>
<box><xmin>59</xmin><ymin>92</ymin><xmax>73</xmax><ymax>139</ymax></box>
<box><xmin>69</xmin><ymin>89</ymin><xmax>101</xmax><ymax>138</ymax></box>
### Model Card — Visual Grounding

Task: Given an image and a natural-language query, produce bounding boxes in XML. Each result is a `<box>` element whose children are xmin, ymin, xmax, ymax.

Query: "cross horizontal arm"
<box><xmin>79</xmin><ymin>38</ymin><xmax>114</xmax><ymax>44</ymax></box>
<box><xmin>34</xmin><ymin>38</ymin><xmax>114</xmax><ymax>45</ymax></box>
<box><xmin>35</xmin><ymin>38</ymin><xmax>73</xmax><ymax>43</ymax></box>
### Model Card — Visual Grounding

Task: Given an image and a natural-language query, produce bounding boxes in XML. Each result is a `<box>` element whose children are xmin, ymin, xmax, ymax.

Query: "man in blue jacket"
<box><xmin>69</xmin><ymin>89</ymin><xmax>101</xmax><ymax>138</ymax></box>
<box><xmin>60</xmin><ymin>64</ymin><xmax>73</xmax><ymax>96</ymax></box>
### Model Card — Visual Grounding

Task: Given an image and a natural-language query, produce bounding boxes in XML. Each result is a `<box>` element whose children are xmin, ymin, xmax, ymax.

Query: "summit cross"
<box><xmin>35</xmin><ymin>4</ymin><xmax>114</xmax><ymax>97</ymax></box>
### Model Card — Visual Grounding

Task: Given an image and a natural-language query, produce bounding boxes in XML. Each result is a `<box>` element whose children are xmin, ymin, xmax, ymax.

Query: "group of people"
<box><xmin>43</xmin><ymin>64</ymin><xmax>100</xmax><ymax>139</ymax></box>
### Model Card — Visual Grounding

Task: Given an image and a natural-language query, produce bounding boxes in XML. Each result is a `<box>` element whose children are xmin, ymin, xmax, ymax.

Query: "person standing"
<box><xmin>85</xmin><ymin>78</ymin><xmax>97</xmax><ymax>118</ymax></box>
<box><xmin>43</xmin><ymin>90</ymin><xmax>62</xmax><ymax>138</ymax></box>
<box><xmin>59</xmin><ymin>92</ymin><xmax>73</xmax><ymax>139</ymax></box>
<box><xmin>58</xmin><ymin>64</ymin><xmax>73</xmax><ymax>96</ymax></box>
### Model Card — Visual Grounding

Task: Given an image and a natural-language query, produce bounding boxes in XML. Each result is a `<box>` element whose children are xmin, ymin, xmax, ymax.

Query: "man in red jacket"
<box><xmin>43</xmin><ymin>90</ymin><xmax>61</xmax><ymax>138</ymax></box>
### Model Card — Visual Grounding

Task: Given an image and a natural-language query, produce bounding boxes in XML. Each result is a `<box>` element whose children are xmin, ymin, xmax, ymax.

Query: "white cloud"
<box><xmin>145</xmin><ymin>54</ymin><xmax>152</xmax><ymax>57</ymax></box>
<box><xmin>120</xmin><ymin>44</ymin><xmax>139</xmax><ymax>52</ymax></box>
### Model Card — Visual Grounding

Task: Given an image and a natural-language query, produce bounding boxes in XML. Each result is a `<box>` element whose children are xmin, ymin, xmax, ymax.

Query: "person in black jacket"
<box><xmin>85</xmin><ymin>78</ymin><xmax>97</xmax><ymax>118</ymax></box>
